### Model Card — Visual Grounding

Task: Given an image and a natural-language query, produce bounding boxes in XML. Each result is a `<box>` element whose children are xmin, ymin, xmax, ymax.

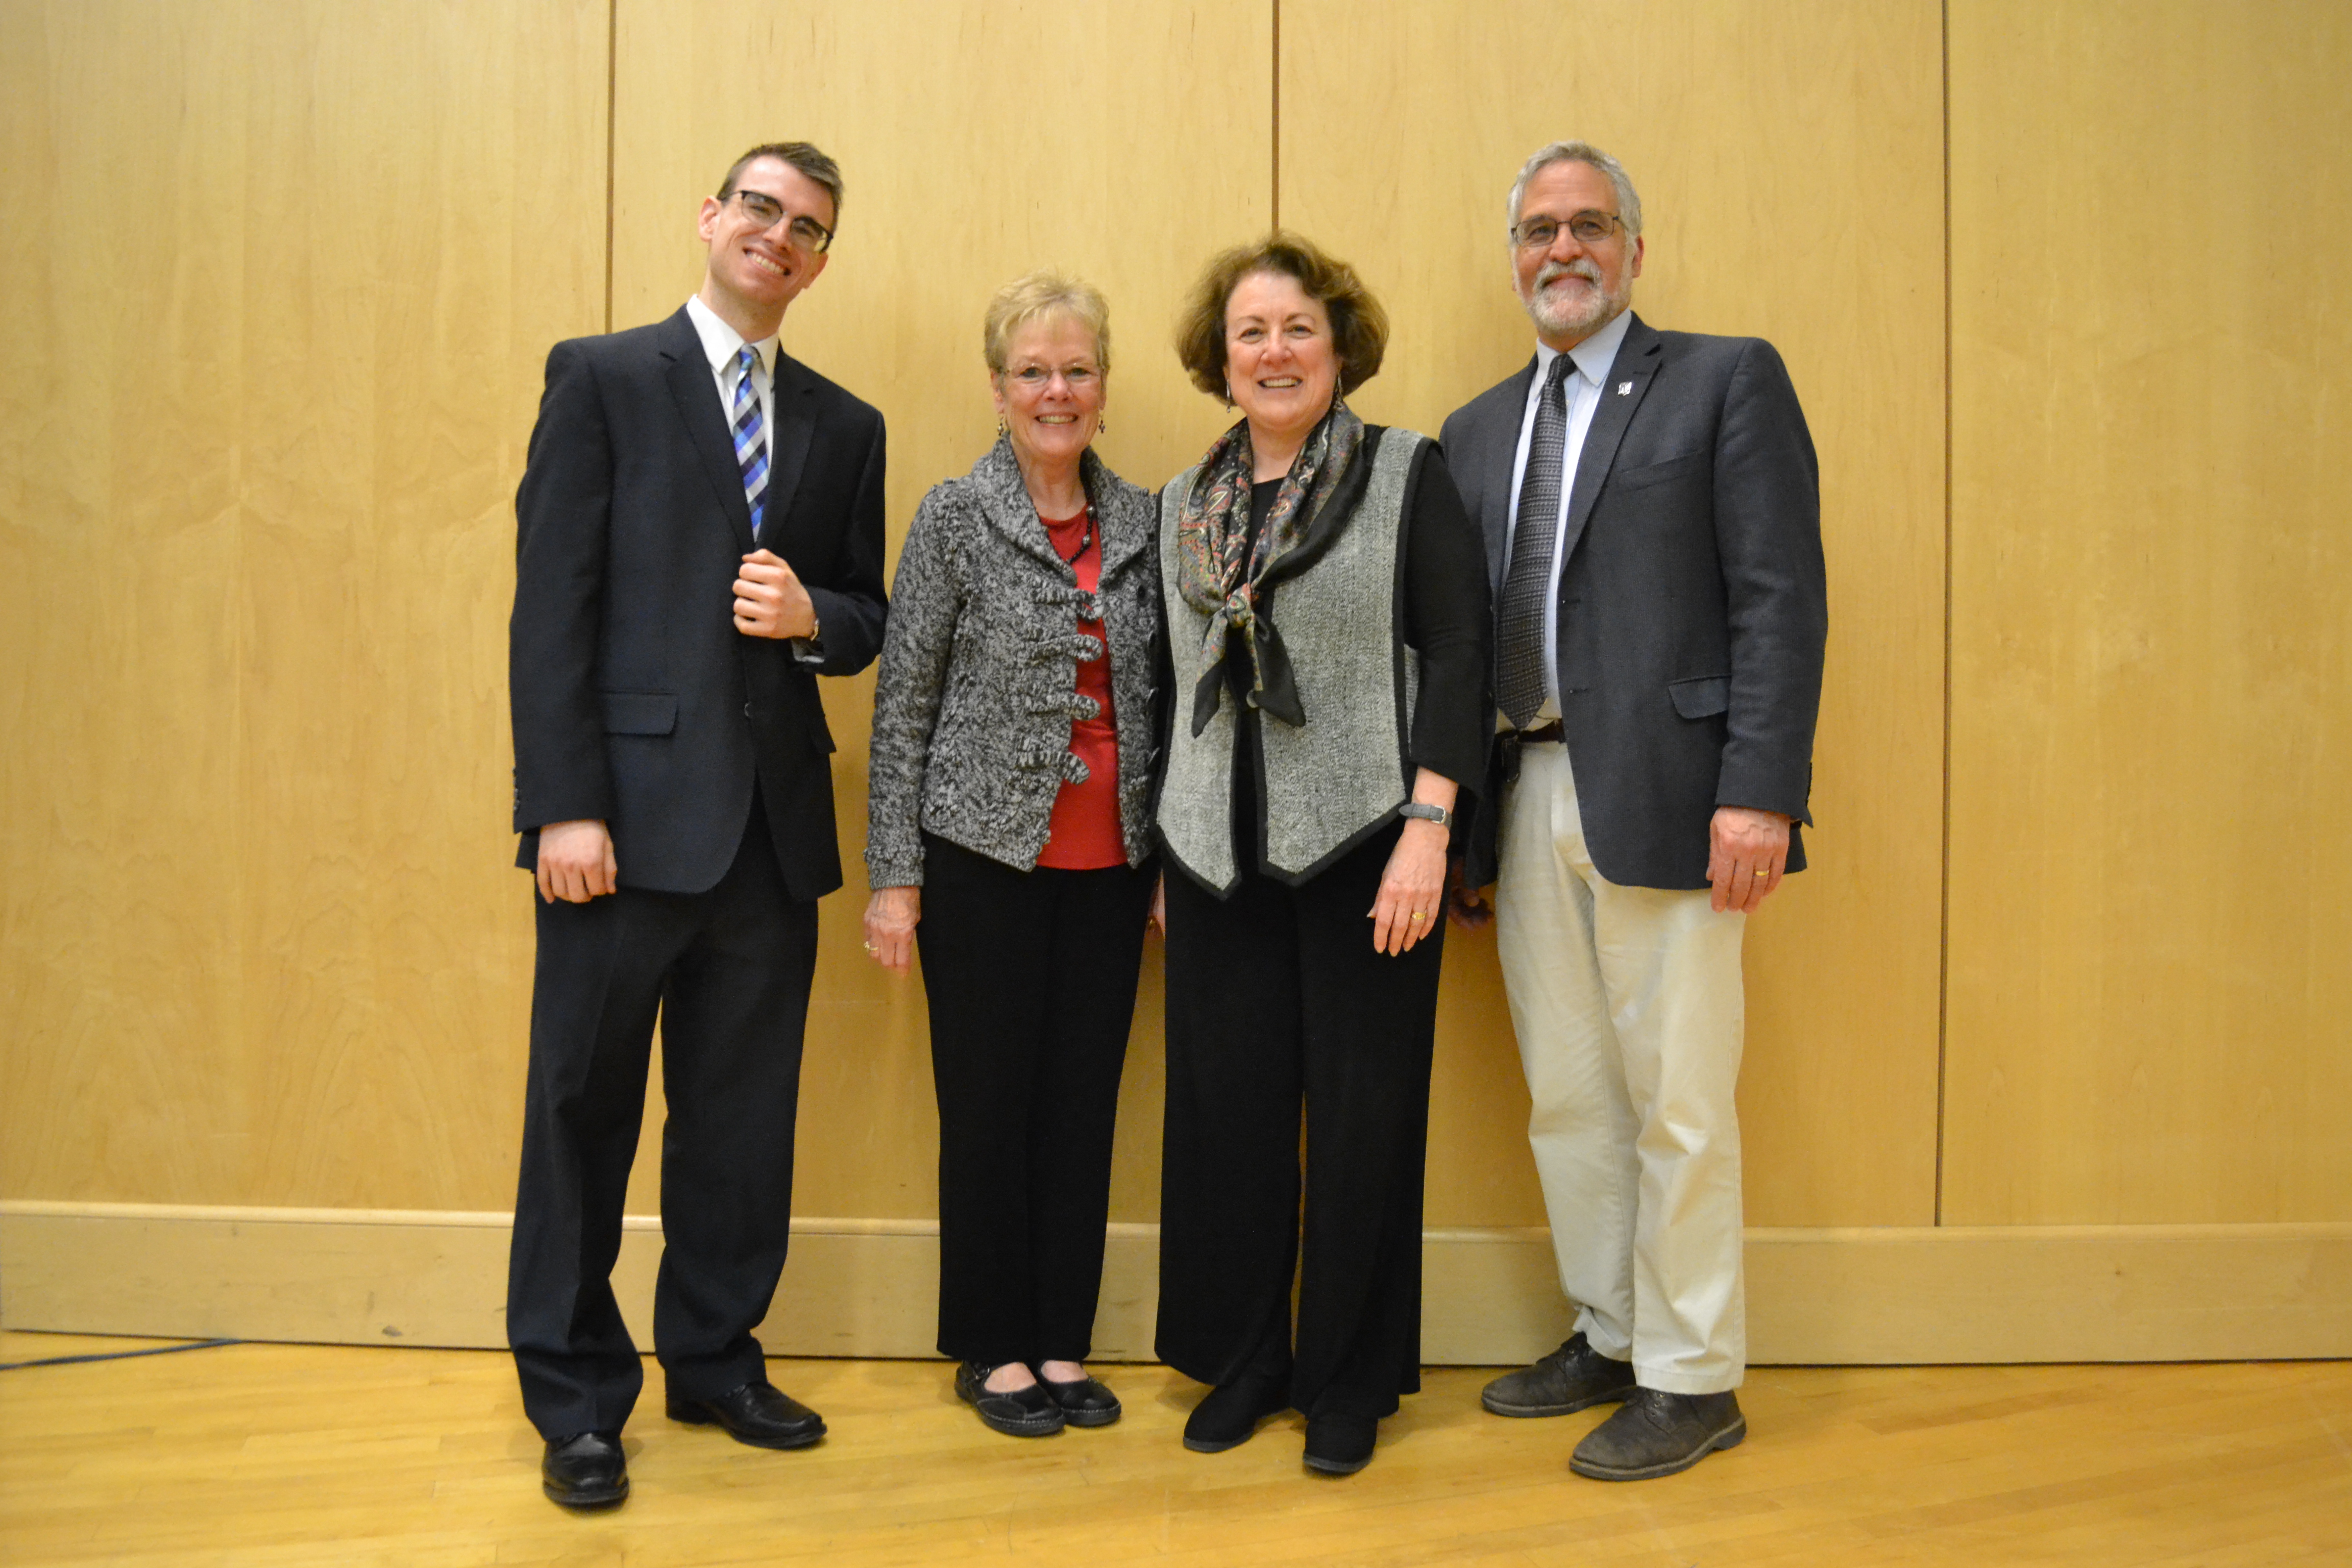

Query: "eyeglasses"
<box><xmin>726</xmin><ymin>189</ymin><xmax>834</xmax><ymax>254</ymax></box>
<box><xmin>1510</xmin><ymin>210</ymin><xmax>1626</xmax><ymax>251</ymax></box>
<box><xmin>1007</xmin><ymin>364</ymin><xmax>1100</xmax><ymax>389</ymax></box>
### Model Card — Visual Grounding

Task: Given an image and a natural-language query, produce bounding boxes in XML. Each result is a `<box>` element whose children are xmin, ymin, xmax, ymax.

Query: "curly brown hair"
<box><xmin>1173</xmin><ymin>232</ymin><xmax>1388</xmax><ymax>400</ymax></box>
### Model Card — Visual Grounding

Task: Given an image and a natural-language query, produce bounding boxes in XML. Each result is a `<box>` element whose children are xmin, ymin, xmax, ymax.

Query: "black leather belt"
<box><xmin>1516</xmin><ymin>720</ymin><xmax>1566</xmax><ymax>745</ymax></box>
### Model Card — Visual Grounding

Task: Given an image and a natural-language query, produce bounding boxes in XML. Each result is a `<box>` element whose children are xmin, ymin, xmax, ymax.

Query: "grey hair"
<box><xmin>983</xmin><ymin>270</ymin><xmax>1111</xmax><ymax>376</ymax></box>
<box><xmin>1505</xmin><ymin>141</ymin><xmax>1643</xmax><ymax>239</ymax></box>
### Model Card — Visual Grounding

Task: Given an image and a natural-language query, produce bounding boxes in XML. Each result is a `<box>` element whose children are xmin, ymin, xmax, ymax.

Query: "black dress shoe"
<box><xmin>541</xmin><ymin>1430</ymin><xmax>627</xmax><ymax>1508</ymax></box>
<box><xmin>1181</xmin><ymin>1375</ymin><xmax>1291</xmax><ymax>1453</ymax></box>
<box><xmin>667</xmin><ymin>1380</ymin><xmax>826</xmax><ymax>1449</ymax></box>
<box><xmin>955</xmin><ymin>1362</ymin><xmax>1065</xmax><ymax>1437</ymax></box>
<box><xmin>1302</xmin><ymin>1412</ymin><xmax>1378</xmax><ymax>1476</ymax></box>
<box><xmin>1480</xmin><ymin>1331</ymin><xmax>1637</xmax><ymax>1417</ymax></box>
<box><xmin>1036</xmin><ymin>1370</ymin><xmax>1121</xmax><ymax>1427</ymax></box>
<box><xmin>1570</xmin><ymin>1387</ymin><xmax>1746</xmax><ymax>1480</ymax></box>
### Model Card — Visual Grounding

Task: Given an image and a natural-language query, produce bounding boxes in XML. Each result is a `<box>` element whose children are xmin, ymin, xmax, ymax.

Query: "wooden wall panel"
<box><xmin>1944</xmin><ymin>1</ymin><xmax>2352</xmax><ymax>1223</ymax></box>
<box><xmin>0</xmin><ymin>1</ymin><xmax>608</xmax><ymax>1207</ymax></box>
<box><xmin>1280</xmin><ymin>1</ymin><xmax>1948</xmax><ymax>1227</ymax></box>
<box><xmin>606</xmin><ymin>0</ymin><xmax>1272</xmax><ymax>1221</ymax></box>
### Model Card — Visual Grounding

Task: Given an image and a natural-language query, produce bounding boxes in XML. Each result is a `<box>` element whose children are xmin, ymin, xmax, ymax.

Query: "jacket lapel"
<box><xmin>1480</xmin><ymin>357</ymin><xmax>1539</xmax><ymax>594</ymax></box>
<box><xmin>1088</xmin><ymin>449</ymin><xmax>1154</xmax><ymax>581</ymax></box>
<box><xmin>659</xmin><ymin>309</ymin><xmax>757</xmax><ymax>549</ymax></box>
<box><xmin>1559</xmin><ymin>313</ymin><xmax>1661</xmax><ymax>568</ymax></box>
<box><xmin>974</xmin><ymin>439</ymin><xmax>1069</xmax><ymax>571</ymax></box>
<box><xmin>763</xmin><ymin>351</ymin><xmax>818</xmax><ymax>547</ymax></box>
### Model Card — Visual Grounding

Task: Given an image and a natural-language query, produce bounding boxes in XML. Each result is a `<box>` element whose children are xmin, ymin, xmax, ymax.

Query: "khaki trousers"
<box><xmin>1494</xmin><ymin>741</ymin><xmax>1748</xmax><ymax>1393</ymax></box>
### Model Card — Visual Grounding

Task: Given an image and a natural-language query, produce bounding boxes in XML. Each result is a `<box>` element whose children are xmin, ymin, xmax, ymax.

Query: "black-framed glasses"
<box><xmin>1510</xmin><ymin>210</ymin><xmax>1625</xmax><ymax>251</ymax></box>
<box><xmin>727</xmin><ymin>189</ymin><xmax>834</xmax><ymax>254</ymax></box>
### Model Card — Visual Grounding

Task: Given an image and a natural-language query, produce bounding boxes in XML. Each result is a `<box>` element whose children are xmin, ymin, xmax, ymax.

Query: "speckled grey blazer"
<box><xmin>864</xmin><ymin>438</ymin><xmax>1161</xmax><ymax>888</ymax></box>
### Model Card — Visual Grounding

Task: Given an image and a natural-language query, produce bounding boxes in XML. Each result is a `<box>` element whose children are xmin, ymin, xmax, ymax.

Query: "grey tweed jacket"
<box><xmin>864</xmin><ymin>438</ymin><xmax>1161</xmax><ymax>888</ymax></box>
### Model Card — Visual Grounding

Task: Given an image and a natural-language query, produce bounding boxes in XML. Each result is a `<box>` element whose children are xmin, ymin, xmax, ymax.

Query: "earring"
<box><xmin>1097</xmin><ymin>410</ymin><xmax>1109</xmax><ymax>436</ymax></box>
<box><xmin>996</xmin><ymin>415</ymin><xmax>1008</xmax><ymax>437</ymax></box>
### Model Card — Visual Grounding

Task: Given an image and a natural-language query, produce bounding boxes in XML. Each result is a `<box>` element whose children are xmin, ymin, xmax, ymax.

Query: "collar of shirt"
<box><xmin>1530</xmin><ymin>305</ymin><xmax>1634</xmax><ymax>406</ymax></box>
<box><xmin>685</xmin><ymin>293</ymin><xmax>775</xmax><ymax>393</ymax></box>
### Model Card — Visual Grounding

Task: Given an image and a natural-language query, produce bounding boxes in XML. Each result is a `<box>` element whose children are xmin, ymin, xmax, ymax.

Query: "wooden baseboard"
<box><xmin>5</xmin><ymin>1202</ymin><xmax>2347</xmax><ymax>1363</ymax></box>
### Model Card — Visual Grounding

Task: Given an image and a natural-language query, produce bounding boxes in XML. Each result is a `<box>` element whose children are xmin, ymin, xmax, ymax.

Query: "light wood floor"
<box><xmin>3</xmin><ymin>1331</ymin><xmax>2347</xmax><ymax>1566</ymax></box>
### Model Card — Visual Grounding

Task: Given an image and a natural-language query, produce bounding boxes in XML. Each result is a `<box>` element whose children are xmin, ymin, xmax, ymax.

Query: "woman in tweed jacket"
<box><xmin>862</xmin><ymin>273</ymin><xmax>1161</xmax><ymax>1438</ymax></box>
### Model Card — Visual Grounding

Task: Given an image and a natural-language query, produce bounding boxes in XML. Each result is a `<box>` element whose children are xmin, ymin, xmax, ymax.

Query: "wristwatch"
<box><xmin>1398</xmin><ymin>801</ymin><xmax>1452</xmax><ymax>829</ymax></box>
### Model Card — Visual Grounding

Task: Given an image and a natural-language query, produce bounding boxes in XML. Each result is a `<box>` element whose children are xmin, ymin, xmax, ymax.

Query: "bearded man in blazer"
<box><xmin>1442</xmin><ymin>141</ymin><xmax>1825</xmax><ymax>1482</ymax></box>
<box><xmin>505</xmin><ymin>141</ymin><xmax>886</xmax><ymax>1509</ymax></box>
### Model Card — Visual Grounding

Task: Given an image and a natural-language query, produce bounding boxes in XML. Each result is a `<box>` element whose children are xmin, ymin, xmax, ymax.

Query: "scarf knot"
<box><xmin>1173</xmin><ymin>398</ymin><xmax>1364</xmax><ymax>735</ymax></box>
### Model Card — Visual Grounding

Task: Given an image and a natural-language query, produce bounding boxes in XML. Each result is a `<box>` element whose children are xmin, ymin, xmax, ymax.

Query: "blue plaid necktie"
<box><xmin>731</xmin><ymin>343</ymin><xmax>769</xmax><ymax>539</ymax></box>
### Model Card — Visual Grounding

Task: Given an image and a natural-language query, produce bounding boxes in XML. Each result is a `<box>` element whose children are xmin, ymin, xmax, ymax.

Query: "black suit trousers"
<box><xmin>1157</xmin><ymin>823</ymin><xmax>1439</xmax><ymax>1419</ymax></box>
<box><xmin>507</xmin><ymin>806</ymin><xmax>817</xmax><ymax>1439</ymax></box>
<box><xmin>917</xmin><ymin>835</ymin><xmax>1155</xmax><ymax>1366</ymax></box>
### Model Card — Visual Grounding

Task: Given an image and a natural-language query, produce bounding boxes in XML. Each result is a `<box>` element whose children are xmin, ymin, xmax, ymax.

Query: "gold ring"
<box><xmin>1408</xmin><ymin>912</ymin><xmax>1426</xmax><ymax>922</ymax></box>
<box><xmin>862</xmin><ymin>942</ymin><xmax>877</xmax><ymax>953</ymax></box>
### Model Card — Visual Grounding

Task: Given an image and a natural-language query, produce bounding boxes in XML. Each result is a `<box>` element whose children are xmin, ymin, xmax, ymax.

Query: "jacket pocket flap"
<box><xmin>1615</xmin><ymin>450</ymin><xmax>1710</xmax><ymax>491</ymax></box>
<box><xmin>600</xmin><ymin>690</ymin><xmax>677</xmax><ymax>735</ymax></box>
<box><xmin>1669</xmin><ymin>675</ymin><xmax>1730</xmax><ymax>719</ymax></box>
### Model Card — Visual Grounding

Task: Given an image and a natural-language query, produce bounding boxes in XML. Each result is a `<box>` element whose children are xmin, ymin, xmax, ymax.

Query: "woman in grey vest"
<box><xmin>863</xmin><ymin>273</ymin><xmax>1162</xmax><ymax>1438</ymax></box>
<box><xmin>1154</xmin><ymin>235</ymin><xmax>1490</xmax><ymax>1475</ymax></box>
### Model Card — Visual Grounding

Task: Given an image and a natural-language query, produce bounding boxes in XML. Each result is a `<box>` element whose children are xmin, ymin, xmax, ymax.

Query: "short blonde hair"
<box><xmin>983</xmin><ymin>271</ymin><xmax>1111</xmax><ymax>376</ymax></box>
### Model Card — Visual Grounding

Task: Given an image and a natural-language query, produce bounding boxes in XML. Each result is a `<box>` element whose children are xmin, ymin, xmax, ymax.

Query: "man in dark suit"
<box><xmin>505</xmin><ymin>141</ymin><xmax>886</xmax><ymax>1509</ymax></box>
<box><xmin>1443</xmin><ymin>142</ymin><xmax>1825</xmax><ymax>1482</ymax></box>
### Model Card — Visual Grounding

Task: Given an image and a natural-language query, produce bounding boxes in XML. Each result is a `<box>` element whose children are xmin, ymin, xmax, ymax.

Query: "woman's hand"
<box><xmin>1148</xmin><ymin>872</ymin><xmax>1167</xmax><ymax>937</ymax></box>
<box><xmin>1370</xmin><ymin>770</ymin><xmax>1458</xmax><ymax>955</ymax></box>
<box><xmin>864</xmin><ymin>886</ymin><xmax>920</xmax><ymax>972</ymax></box>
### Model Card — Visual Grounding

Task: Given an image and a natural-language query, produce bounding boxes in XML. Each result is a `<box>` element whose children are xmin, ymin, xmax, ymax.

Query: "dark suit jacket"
<box><xmin>509</xmin><ymin>306</ymin><xmax>887</xmax><ymax>900</ymax></box>
<box><xmin>1441</xmin><ymin>313</ymin><xmax>1826</xmax><ymax>892</ymax></box>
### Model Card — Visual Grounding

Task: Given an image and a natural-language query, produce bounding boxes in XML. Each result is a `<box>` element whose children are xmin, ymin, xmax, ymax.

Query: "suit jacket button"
<box><xmin>744</xmin><ymin>703</ymin><xmax>753</xmax><ymax>719</ymax></box>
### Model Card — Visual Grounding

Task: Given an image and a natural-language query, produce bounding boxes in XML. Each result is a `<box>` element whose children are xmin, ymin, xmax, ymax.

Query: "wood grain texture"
<box><xmin>604</xmin><ymin>0</ymin><xmax>1273</xmax><ymax>1222</ymax></box>
<box><xmin>1278</xmin><ymin>1</ymin><xmax>1948</xmax><ymax>1227</ymax></box>
<box><xmin>0</xmin><ymin>1</ymin><xmax>607</xmax><ymax>1209</ymax></box>
<box><xmin>1943</xmin><ymin>0</ymin><xmax>2352</xmax><ymax>1222</ymax></box>
<box><xmin>4</xmin><ymin>1334</ymin><xmax>2349</xmax><ymax>1566</ymax></box>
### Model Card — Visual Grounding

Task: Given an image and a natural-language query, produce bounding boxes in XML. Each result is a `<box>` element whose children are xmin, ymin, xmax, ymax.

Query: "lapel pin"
<box><xmin>1616</xmin><ymin>381</ymin><xmax>1633</xmax><ymax>396</ymax></box>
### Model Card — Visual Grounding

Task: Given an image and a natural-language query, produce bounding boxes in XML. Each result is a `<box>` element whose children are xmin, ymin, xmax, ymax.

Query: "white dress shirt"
<box><xmin>685</xmin><ymin>293</ymin><xmax>774</xmax><ymax>512</ymax></box>
<box><xmin>1500</xmin><ymin>307</ymin><xmax>1634</xmax><ymax>722</ymax></box>
<box><xmin>683</xmin><ymin>295</ymin><xmax>822</xmax><ymax>659</ymax></box>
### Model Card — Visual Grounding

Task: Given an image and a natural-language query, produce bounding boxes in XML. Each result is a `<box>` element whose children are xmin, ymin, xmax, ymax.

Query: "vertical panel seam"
<box><xmin>1935</xmin><ymin>0</ymin><xmax>1953</xmax><ymax>1229</ymax></box>
<box><xmin>603</xmin><ymin>0</ymin><xmax>618</xmax><ymax>333</ymax></box>
<box><xmin>1270</xmin><ymin>0</ymin><xmax>1281</xmax><ymax>230</ymax></box>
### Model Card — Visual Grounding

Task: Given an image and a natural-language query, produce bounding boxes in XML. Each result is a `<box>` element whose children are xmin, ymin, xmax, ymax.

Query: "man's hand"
<box><xmin>863</xmin><ymin>886</ymin><xmax>920</xmax><ymax>973</ymax></box>
<box><xmin>1707</xmin><ymin>806</ymin><xmax>1792</xmax><ymax>914</ymax></box>
<box><xmin>733</xmin><ymin>548</ymin><xmax>817</xmax><ymax>640</ymax></box>
<box><xmin>1446</xmin><ymin>858</ymin><xmax>1494</xmax><ymax>930</ymax></box>
<box><xmin>536</xmin><ymin>819</ymin><xmax>617</xmax><ymax>904</ymax></box>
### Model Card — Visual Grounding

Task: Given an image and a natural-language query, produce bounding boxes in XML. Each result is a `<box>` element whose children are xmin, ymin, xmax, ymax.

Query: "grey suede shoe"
<box><xmin>1479</xmin><ymin>1332</ymin><xmax>1637</xmax><ymax>1417</ymax></box>
<box><xmin>1569</xmin><ymin>1388</ymin><xmax>1746</xmax><ymax>1480</ymax></box>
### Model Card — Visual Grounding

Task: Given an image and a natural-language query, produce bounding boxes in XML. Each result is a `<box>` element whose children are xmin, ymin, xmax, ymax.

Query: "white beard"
<box><xmin>1521</xmin><ymin>259</ymin><xmax>1630</xmax><ymax>340</ymax></box>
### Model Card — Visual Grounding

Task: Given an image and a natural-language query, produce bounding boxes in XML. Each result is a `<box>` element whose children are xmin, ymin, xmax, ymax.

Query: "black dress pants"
<box><xmin>917</xmin><ymin>835</ymin><xmax>1155</xmax><ymax>1366</ymax></box>
<box><xmin>1156</xmin><ymin>823</ymin><xmax>1441</xmax><ymax>1419</ymax></box>
<box><xmin>507</xmin><ymin>808</ymin><xmax>817</xmax><ymax>1440</ymax></box>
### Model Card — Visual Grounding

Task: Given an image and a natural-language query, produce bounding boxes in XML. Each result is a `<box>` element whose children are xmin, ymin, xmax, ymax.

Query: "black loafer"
<box><xmin>1037</xmin><ymin>1371</ymin><xmax>1121</xmax><ymax>1427</ymax></box>
<box><xmin>541</xmin><ymin>1430</ymin><xmax>627</xmax><ymax>1508</ymax></box>
<box><xmin>1182</xmin><ymin>1375</ymin><xmax>1291</xmax><ymax>1453</ymax></box>
<box><xmin>1570</xmin><ymin>1388</ymin><xmax>1746</xmax><ymax>1480</ymax></box>
<box><xmin>955</xmin><ymin>1362</ymin><xmax>1065</xmax><ymax>1437</ymax></box>
<box><xmin>667</xmin><ymin>1380</ymin><xmax>826</xmax><ymax>1449</ymax></box>
<box><xmin>1302</xmin><ymin>1412</ymin><xmax>1378</xmax><ymax>1476</ymax></box>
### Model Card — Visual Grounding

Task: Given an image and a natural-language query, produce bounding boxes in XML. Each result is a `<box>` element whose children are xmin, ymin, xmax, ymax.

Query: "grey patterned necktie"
<box><xmin>1497</xmin><ymin>354</ymin><xmax>1576</xmax><ymax>728</ymax></box>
